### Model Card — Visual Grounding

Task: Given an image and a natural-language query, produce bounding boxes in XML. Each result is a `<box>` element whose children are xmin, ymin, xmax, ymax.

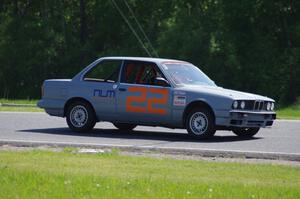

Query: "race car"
<box><xmin>38</xmin><ymin>57</ymin><xmax>276</xmax><ymax>138</ymax></box>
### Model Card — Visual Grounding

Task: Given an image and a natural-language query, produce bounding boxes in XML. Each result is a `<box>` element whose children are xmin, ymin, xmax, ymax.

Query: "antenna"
<box><xmin>110</xmin><ymin>0</ymin><xmax>152</xmax><ymax>57</ymax></box>
<box><xmin>123</xmin><ymin>0</ymin><xmax>159</xmax><ymax>57</ymax></box>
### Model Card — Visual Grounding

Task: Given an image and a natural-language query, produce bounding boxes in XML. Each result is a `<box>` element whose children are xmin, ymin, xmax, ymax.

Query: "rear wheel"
<box><xmin>185</xmin><ymin>107</ymin><xmax>216</xmax><ymax>139</ymax></box>
<box><xmin>113</xmin><ymin>123</ymin><xmax>137</xmax><ymax>131</ymax></box>
<box><xmin>232</xmin><ymin>127</ymin><xmax>260</xmax><ymax>137</ymax></box>
<box><xmin>66</xmin><ymin>101</ymin><xmax>96</xmax><ymax>132</ymax></box>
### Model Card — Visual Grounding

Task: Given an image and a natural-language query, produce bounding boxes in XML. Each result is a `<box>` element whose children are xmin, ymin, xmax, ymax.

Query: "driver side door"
<box><xmin>116</xmin><ymin>60</ymin><xmax>172</xmax><ymax>125</ymax></box>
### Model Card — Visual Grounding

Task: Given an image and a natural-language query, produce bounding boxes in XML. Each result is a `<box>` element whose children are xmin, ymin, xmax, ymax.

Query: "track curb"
<box><xmin>1</xmin><ymin>139</ymin><xmax>300</xmax><ymax>162</ymax></box>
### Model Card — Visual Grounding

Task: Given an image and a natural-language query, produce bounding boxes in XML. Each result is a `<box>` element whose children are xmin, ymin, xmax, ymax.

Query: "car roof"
<box><xmin>101</xmin><ymin>56</ymin><xmax>190</xmax><ymax>65</ymax></box>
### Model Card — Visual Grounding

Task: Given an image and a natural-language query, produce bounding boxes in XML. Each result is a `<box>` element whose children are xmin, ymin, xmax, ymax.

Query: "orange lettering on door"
<box><xmin>126</xmin><ymin>87</ymin><xmax>147</xmax><ymax>113</ymax></box>
<box><xmin>125</xmin><ymin>86</ymin><xmax>169</xmax><ymax>115</ymax></box>
<box><xmin>147</xmin><ymin>88</ymin><xmax>168</xmax><ymax>115</ymax></box>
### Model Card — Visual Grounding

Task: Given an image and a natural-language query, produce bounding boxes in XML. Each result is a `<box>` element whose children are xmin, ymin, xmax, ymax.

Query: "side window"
<box><xmin>121</xmin><ymin>61</ymin><xmax>164</xmax><ymax>86</ymax></box>
<box><xmin>84</xmin><ymin>60</ymin><xmax>121</xmax><ymax>83</ymax></box>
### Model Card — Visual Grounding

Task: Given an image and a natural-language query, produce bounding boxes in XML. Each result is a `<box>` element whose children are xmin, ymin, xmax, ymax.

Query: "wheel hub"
<box><xmin>190</xmin><ymin>112</ymin><xmax>208</xmax><ymax>135</ymax></box>
<box><xmin>70</xmin><ymin>105</ymin><xmax>88</xmax><ymax>128</ymax></box>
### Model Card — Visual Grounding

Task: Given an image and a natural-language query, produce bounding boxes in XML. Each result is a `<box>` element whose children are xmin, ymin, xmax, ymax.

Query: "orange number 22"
<box><xmin>126</xmin><ymin>87</ymin><xmax>168</xmax><ymax>115</ymax></box>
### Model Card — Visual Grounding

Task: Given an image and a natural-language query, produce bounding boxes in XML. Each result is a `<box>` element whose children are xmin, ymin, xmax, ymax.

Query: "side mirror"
<box><xmin>155</xmin><ymin>77</ymin><xmax>170</xmax><ymax>87</ymax></box>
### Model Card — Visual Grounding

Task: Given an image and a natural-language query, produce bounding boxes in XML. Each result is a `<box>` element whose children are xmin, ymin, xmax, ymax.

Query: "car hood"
<box><xmin>181</xmin><ymin>85</ymin><xmax>274</xmax><ymax>102</ymax></box>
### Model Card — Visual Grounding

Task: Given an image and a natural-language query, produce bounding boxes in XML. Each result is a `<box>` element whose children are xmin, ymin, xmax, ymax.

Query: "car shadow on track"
<box><xmin>19</xmin><ymin>127</ymin><xmax>262</xmax><ymax>143</ymax></box>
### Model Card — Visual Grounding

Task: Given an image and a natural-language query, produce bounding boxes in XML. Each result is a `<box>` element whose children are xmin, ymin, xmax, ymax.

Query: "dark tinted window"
<box><xmin>121</xmin><ymin>61</ymin><xmax>164</xmax><ymax>85</ymax></box>
<box><xmin>84</xmin><ymin>60</ymin><xmax>121</xmax><ymax>82</ymax></box>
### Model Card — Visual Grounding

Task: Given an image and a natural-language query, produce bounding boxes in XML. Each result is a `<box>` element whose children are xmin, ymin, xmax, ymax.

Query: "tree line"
<box><xmin>0</xmin><ymin>0</ymin><xmax>299</xmax><ymax>105</ymax></box>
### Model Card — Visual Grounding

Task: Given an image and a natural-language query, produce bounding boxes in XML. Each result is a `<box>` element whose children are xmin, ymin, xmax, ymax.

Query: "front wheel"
<box><xmin>185</xmin><ymin>107</ymin><xmax>216</xmax><ymax>139</ymax></box>
<box><xmin>113</xmin><ymin>123</ymin><xmax>137</xmax><ymax>131</ymax></box>
<box><xmin>232</xmin><ymin>127</ymin><xmax>260</xmax><ymax>137</ymax></box>
<box><xmin>66</xmin><ymin>101</ymin><xmax>96</xmax><ymax>132</ymax></box>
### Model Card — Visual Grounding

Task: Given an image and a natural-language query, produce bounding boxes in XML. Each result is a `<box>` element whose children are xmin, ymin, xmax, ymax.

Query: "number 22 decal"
<box><xmin>126</xmin><ymin>87</ymin><xmax>168</xmax><ymax>115</ymax></box>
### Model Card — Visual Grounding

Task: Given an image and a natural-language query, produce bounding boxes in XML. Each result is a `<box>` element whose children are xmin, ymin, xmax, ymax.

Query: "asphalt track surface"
<box><xmin>0</xmin><ymin>112</ymin><xmax>300</xmax><ymax>160</ymax></box>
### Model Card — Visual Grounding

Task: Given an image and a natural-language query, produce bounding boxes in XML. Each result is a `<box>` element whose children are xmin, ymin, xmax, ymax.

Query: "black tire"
<box><xmin>185</xmin><ymin>107</ymin><xmax>216</xmax><ymax>139</ymax></box>
<box><xmin>113</xmin><ymin>123</ymin><xmax>137</xmax><ymax>131</ymax></box>
<box><xmin>232</xmin><ymin>127</ymin><xmax>260</xmax><ymax>137</ymax></box>
<box><xmin>66</xmin><ymin>101</ymin><xmax>96</xmax><ymax>132</ymax></box>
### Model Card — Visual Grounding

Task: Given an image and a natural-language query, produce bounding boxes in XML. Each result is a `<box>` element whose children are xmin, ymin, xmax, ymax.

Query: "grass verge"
<box><xmin>0</xmin><ymin>106</ymin><xmax>43</xmax><ymax>112</ymax></box>
<box><xmin>0</xmin><ymin>98</ymin><xmax>38</xmax><ymax>104</ymax></box>
<box><xmin>0</xmin><ymin>149</ymin><xmax>299</xmax><ymax>198</ymax></box>
<box><xmin>0</xmin><ymin>98</ymin><xmax>43</xmax><ymax>112</ymax></box>
<box><xmin>277</xmin><ymin>104</ymin><xmax>300</xmax><ymax>120</ymax></box>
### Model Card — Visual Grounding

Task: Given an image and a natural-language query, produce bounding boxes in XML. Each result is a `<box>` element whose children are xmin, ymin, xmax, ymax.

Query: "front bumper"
<box><xmin>228</xmin><ymin>110</ymin><xmax>276</xmax><ymax>128</ymax></box>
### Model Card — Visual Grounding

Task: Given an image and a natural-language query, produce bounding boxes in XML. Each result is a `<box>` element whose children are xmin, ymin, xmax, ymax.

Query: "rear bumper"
<box><xmin>37</xmin><ymin>99</ymin><xmax>65</xmax><ymax>117</ymax></box>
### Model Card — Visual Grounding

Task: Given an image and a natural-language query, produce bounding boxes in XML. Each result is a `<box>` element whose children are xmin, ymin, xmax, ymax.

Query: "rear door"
<box><xmin>116</xmin><ymin>60</ymin><xmax>172</xmax><ymax>125</ymax></box>
<box><xmin>81</xmin><ymin>60</ymin><xmax>122</xmax><ymax>120</ymax></box>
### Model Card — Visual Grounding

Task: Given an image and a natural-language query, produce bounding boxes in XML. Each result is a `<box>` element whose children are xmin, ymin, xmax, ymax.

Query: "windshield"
<box><xmin>162</xmin><ymin>63</ymin><xmax>216</xmax><ymax>87</ymax></box>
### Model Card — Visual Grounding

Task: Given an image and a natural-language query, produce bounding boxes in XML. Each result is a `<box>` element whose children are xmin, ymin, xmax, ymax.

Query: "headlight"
<box><xmin>267</xmin><ymin>102</ymin><xmax>271</xmax><ymax>111</ymax></box>
<box><xmin>240</xmin><ymin>101</ymin><xmax>245</xmax><ymax>109</ymax></box>
<box><xmin>271</xmin><ymin>103</ymin><xmax>274</xmax><ymax>111</ymax></box>
<box><xmin>233</xmin><ymin>101</ymin><xmax>238</xmax><ymax>109</ymax></box>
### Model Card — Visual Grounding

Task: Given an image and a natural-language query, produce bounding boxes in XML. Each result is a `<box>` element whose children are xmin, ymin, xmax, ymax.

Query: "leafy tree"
<box><xmin>0</xmin><ymin>0</ymin><xmax>299</xmax><ymax>104</ymax></box>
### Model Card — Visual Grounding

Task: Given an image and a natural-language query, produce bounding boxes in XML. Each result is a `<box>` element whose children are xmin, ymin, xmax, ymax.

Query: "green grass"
<box><xmin>0</xmin><ymin>98</ymin><xmax>43</xmax><ymax>112</ymax></box>
<box><xmin>0</xmin><ymin>98</ymin><xmax>38</xmax><ymax>104</ymax></box>
<box><xmin>0</xmin><ymin>106</ymin><xmax>43</xmax><ymax>112</ymax></box>
<box><xmin>0</xmin><ymin>150</ymin><xmax>299</xmax><ymax>198</ymax></box>
<box><xmin>277</xmin><ymin>104</ymin><xmax>300</xmax><ymax>120</ymax></box>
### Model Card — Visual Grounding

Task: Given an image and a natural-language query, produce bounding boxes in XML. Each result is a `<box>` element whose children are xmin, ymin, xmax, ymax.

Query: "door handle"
<box><xmin>119</xmin><ymin>88</ymin><xmax>127</xmax><ymax>92</ymax></box>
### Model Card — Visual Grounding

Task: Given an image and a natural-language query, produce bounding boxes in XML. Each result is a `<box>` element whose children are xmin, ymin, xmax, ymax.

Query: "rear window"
<box><xmin>84</xmin><ymin>60</ymin><xmax>121</xmax><ymax>83</ymax></box>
